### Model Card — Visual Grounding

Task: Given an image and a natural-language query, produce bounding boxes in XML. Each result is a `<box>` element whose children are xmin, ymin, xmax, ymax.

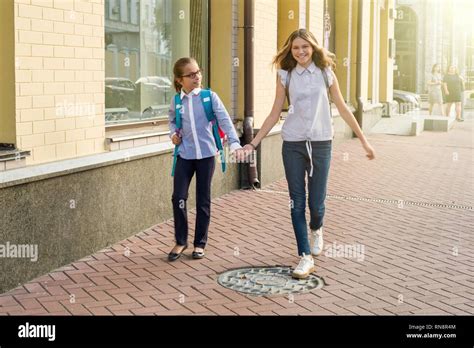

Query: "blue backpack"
<box><xmin>171</xmin><ymin>89</ymin><xmax>226</xmax><ymax>176</ymax></box>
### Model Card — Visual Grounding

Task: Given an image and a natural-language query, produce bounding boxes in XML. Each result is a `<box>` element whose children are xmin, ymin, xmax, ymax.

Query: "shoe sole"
<box><xmin>291</xmin><ymin>266</ymin><xmax>315</xmax><ymax>279</ymax></box>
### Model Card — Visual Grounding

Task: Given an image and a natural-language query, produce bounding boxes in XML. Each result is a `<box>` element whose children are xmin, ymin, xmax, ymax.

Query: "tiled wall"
<box><xmin>14</xmin><ymin>0</ymin><xmax>106</xmax><ymax>164</ymax></box>
<box><xmin>253</xmin><ymin>0</ymin><xmax>278</xmax><ymax>129</ymax></box>
<box><xmin>307</xmin><ymin>0</ymin><xmax>324</xmax><ymax>45</ymax></box>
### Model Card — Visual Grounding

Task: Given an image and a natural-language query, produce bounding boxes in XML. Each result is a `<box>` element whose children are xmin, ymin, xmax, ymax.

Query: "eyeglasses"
<box><xmin>182</xmin><ymin>70</ymin><xmax>202</xmax><ymax>79</ymax></box>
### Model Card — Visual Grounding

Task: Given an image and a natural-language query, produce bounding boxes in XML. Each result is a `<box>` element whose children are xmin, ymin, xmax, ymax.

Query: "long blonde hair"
<box><xmin>273</xmin><ymin>29</ymin><xmax>336</xmax><ymax>71</ymax></box>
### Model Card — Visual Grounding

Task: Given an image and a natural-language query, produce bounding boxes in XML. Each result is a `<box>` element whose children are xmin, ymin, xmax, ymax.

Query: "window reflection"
<box><xmin>105</xmin><ymin>0</ymin><xmax>208</xmax><ymax>125</ymax></box>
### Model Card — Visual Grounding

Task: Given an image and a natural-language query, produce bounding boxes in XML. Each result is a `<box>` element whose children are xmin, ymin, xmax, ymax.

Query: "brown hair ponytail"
<box><xmin>173</xmin><ymin>57</ymin><xmax>198</xmax><ymax>92</ymax></box>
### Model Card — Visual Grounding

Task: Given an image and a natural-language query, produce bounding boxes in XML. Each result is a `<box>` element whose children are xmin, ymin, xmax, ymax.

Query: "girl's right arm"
<box><xmin>243</xmin><ymin>75</ymin><xmax>286</xmax><ymax>151</ymax></box>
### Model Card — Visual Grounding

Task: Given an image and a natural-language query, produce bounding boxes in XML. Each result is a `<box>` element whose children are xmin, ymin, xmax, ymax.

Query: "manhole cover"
<box><xmin>217</xmin><ymin>266</ymin><xmax>324</xmax><ymax>296</ymax></box>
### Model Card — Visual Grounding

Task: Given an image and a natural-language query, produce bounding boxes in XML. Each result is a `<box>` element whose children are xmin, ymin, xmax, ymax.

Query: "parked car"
<box><xmin>393</xmin><ymin>89</ymin><xmax>421</xmax><ymax>113</ymax></box>
<box><xmin>135</xmin><ymin>76</ymin><xmax>172</xmax><ymax>90</ymax></box>
<box><xmin>105</xmin><ymin>78</ymin><xmax>139</xmax><ymax>111</ymax></box>
<box><xmin>105</xmin><ymin>76</ymin><xmax>173</xmax><ymax>119</ymax></box>
<box><xmin>135</xmin><ymin>76</ymin><xmax>173</xmax><ymax>108</ymax></box>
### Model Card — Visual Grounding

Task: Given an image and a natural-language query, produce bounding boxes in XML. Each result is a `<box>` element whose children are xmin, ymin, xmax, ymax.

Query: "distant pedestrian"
<box><xmin>427</xmin><ymin>63</ymin><xmax>444</xmax><ymax>115</ymax></box>
<box><xmin>444</xmin><ymin>65</ymin><xmax>465</xmax><ymax>121</ymax></box>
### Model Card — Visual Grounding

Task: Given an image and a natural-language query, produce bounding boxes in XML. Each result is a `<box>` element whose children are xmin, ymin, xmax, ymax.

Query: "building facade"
<box><xmin>0</xmin><ymin>0</ymin><xmax>396</xmax><ymax>292</ymax></box>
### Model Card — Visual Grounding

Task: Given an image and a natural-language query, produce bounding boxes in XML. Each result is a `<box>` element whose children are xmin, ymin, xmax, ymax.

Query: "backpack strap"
<box><xmin>321</xmin><ymin>68</ymin><xmax>333</xmax><ymax>118</ymax></box>
<box><xmin>171</xmin><ymin>93</ymin><xmax>183</xmax><ymax>177</ymax></box>
<box><xmin>199</xmin><ymin>89</ymin><xmax>226</xmax><ymax>173</ymax></box>
<box><xmin>199</xmin><ymin>89</ymin><xmax>214</xmax><ymax>122</ymax></box>
<box><xmin>321</xmin><ymin>67</ymin><xmax>335</xmax><ymax>139</ymax></box>
<box><xmin>321</xmin><ymin>68</ymin><xmax>329</xmax><ymax>93</ymax></box>
<box><xmin>285</xmin><ymin>69</ymin><xmax>292</xmax><ymax>107</ymax></box>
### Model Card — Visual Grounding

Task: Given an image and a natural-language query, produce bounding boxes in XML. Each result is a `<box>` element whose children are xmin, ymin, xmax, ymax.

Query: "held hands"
<box><xmin>233</xmin><ymin>148</ymin><xmax>246</xmax><ymax>162</ymax></box>
<box><xmin>233</xmin><ymin>144</ymin><xmax>256</xmax><ymax>162</ymax></box>
<box><xmin>242</xmin><ymin>144</ymin><xmax>256</xmax><ymax>155</ymax></box>
<box><xmin>171</xmin><ymin>133</ymin><xmax>182</xmax><ymax>145</ymax></box>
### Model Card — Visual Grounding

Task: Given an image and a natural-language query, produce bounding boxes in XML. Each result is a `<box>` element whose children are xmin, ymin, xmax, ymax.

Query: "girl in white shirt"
<box><xmin>243</xmin><ymin>29</ymin><xmax>375</xmax><ymax>279</ymax></box>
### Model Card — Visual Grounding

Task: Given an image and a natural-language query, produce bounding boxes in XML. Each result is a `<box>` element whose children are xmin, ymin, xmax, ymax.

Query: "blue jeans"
<box><xmin>282</xmin><ymin>140</ymin><xmax>332</xmax><ymax>256</ymax></box>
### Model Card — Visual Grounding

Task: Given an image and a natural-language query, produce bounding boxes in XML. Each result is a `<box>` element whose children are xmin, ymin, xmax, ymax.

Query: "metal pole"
<box><xmin>243</xmin><ymin>0</ymin><xmax>259</xmax><ymax>188</ymax></box>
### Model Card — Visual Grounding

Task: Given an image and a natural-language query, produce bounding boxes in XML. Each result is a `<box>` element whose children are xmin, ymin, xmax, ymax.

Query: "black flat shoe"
<box><xmin>168</xmin><ymin>244</ymin><xmax>188</xmax><ymax>262</ymax></box>
<box><xmin>192</xmin><ymin>250</ymin><xmax>205</xmax><ymax>259</ymax></box>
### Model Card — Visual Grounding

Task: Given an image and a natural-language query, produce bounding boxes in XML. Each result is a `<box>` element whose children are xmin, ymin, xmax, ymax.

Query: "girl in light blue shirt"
<box><xmin>167</xmin><ymin>57</ymin><xmax>243</xmax><ymax>261</ymax></box>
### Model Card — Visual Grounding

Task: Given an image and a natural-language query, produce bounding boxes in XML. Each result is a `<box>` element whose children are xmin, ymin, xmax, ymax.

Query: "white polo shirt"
<box><xmin>278</xmin><ymin>62</ymin><xmax>334</xmax><ymax>142</ymax></box>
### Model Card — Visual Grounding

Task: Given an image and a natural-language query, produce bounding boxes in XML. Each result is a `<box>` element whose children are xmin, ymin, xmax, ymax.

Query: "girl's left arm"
<box><xmin>329</xmin><ymin>71</ymin><xmax>375</xmax><ymax>160</ymax></box>
<box><xmin>211</xmin><ymin>92</ymin><xmax>242</xmax><ymax>152</ymax></box>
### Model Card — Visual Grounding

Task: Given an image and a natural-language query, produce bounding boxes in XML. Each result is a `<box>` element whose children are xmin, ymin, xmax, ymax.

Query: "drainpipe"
<box><xmin>243</xmin><ymin>0</ymin><xmax>260</xmax><ymax>188</ymax></box>
<box><xmin>355</xmin><ymin>0</ymin><xmax>364</xmax><ymax>130</ymax></box>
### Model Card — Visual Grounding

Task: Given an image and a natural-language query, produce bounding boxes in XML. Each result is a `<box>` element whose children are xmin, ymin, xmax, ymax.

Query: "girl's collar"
<box><xmin>295</xmin><ymin>61</ymin><xmax>317</xmax><ymax>75</ymax></box>
<box><xmin>180</xmin><ymin>87</ymin><xmax>202</xmax><ymax>99</ymax></box>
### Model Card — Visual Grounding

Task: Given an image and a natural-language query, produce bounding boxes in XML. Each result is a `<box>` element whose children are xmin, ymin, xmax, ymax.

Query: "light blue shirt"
<box><xmin>168</xmin><ymin>88</ymin><xmax>242</xmax><ymax>160</ymax></box>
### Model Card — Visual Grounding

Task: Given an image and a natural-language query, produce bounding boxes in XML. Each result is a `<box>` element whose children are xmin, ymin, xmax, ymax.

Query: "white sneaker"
<box><xmin>310</xmin><ymin>227</ymin><xmax>324</xmax><ymax>256</ymax></box>
<box><xmin>291</xmin><ymin>253</ymin><xmax>315</xmax><ymax>279</ymax></box>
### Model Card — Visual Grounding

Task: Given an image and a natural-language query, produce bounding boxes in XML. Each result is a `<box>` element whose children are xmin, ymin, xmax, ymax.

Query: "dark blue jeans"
<box><xmin>282</xmin><ymin>140</ymin><xmax>332</xmax><ymax>256</ymax></box>
<box><xmin>172</xmin><ymin>155</ymin><xmax>215</xmax><ymax>248</ymax></box>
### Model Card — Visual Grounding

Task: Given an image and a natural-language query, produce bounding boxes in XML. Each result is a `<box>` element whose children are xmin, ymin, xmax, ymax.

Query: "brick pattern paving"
<box><xmin>0</xmin><ymin>116</ymin><xmax>473</xmax><ymax>316</ymax></box>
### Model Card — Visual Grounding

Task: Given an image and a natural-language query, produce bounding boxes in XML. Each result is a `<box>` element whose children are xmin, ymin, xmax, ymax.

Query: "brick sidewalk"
<box><xmin>0</xmin><ymin>114</ymin><xmax>473</xmax><ymax>316</ymax></box>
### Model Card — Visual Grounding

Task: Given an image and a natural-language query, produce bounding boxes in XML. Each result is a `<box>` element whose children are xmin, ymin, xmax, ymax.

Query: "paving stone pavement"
<box><xmin>0</xmin><ymin>113</ymin><xmax>472</xmax><ymax>316</ymax></box>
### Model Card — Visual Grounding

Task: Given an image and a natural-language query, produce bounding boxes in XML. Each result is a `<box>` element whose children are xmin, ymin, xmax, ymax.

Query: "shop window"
<box><xmin>104</xmin><ymin>0</ymin><xmax>208</xmax><ymax>125</ymax></box>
